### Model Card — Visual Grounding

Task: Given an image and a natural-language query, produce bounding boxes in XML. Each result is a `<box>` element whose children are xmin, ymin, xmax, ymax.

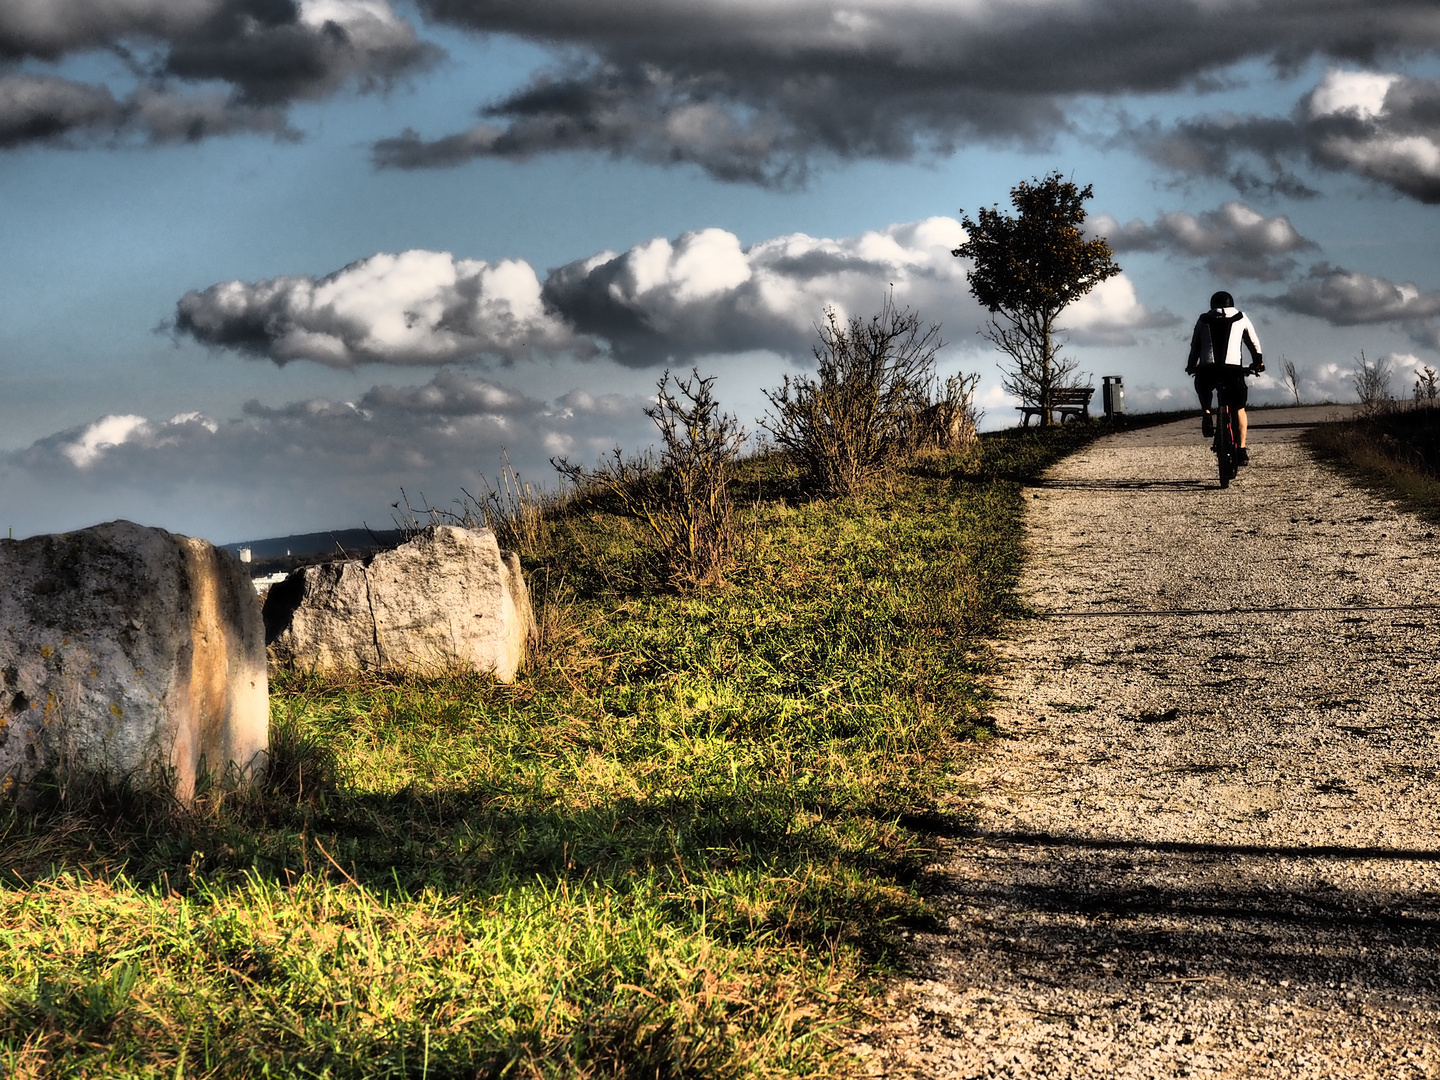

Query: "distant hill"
<box><xmin>220</xmin><ymin>528</ymin><xmax>404</xmax><ymax>561</ymax></box>
<box><xmin>221</xmin><ymin>528</ymin><xmax>405</xmax><ymax>576</ymax></box>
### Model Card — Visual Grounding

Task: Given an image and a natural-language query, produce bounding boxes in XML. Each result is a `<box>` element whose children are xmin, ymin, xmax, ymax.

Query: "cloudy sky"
<box><xmin>4</xmin><ymin>0</ymin><xmax>1440</xmax><ymax>543</ymax></box>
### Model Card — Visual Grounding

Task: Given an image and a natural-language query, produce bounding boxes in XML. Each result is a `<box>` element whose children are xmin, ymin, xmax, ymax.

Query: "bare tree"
<box><xmin>953</xmin><ymin>173</ymin><xmax>1120</xmax><ymax>425</ymax></box>
<box><xmin>1282</xmin><ymin>356</ymin><xmax>1302</xmax><ymax>406</ymax></box>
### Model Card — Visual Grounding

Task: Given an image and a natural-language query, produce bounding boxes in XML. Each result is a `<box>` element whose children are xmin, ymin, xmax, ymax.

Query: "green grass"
<box><xmin>0</xmin><ymin>419</ymin><xmax>1143</xmax><ymax>1079</ymax></box>
<box><xmin>1306</xmin><ymin>406</ymin><xmax>1440</xmax><ymax>522</ymax></box>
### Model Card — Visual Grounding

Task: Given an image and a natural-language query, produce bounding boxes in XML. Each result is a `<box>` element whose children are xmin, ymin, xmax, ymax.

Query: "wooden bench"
<box><xmin>1017</xmin><ymin>386</ymin><xmax>1096</xmax><ymax>426</ymax></box>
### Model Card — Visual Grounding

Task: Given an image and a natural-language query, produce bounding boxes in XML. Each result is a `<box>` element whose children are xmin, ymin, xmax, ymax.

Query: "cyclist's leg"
<box><xmin>1195</xmin><ymin>371</ymin><xmax>1216</xmax><ymax>434</ymax></box>
<box><xmin>1229</xmin><ymin>370</ymin><xmax>1250</xmax><ymax>447</ymax></box>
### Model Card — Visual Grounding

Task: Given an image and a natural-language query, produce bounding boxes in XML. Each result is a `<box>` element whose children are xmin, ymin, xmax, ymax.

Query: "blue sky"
<box><xmin>4</xmin><ymin>1</ymin><xmax>1440</xmax><ymax>543</ymax></box>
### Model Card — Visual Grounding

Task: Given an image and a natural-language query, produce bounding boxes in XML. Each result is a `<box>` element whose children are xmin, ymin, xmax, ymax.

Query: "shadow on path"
<box><xmin>923</xmin><ymin>837</ymin><xmax>1440</xmax><ymax>1003</ymax></box>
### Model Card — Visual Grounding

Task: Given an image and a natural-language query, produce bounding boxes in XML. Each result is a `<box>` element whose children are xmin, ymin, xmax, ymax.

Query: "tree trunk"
<box><xmin>1040</xmin><ymin>320</ymin><xmax>1053</xmax><ymax>427</ymax></box>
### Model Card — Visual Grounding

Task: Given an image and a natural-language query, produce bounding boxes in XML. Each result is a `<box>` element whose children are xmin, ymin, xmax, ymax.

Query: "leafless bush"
<box><xmin>1353</xmin><ymin>351</ymin><xmax>1393</xmax><ymax>416</ymax></box>
<box><xmin>1282</xmin><ymin>356</ymin><xmax>1302</xmax><ymax>406</ymax></box>
<box><xmin>761</xmin><ymin>296</ymin><xmax>949</xmax><ymax>497</ymax></box>
<box><xmin>1415</xmin><ymin>365</ymin><xmax>1439</xmax><ymax>405</ymax></box>
<box><xmin>393</xmin><ymin>450</ymin><xmax>558</xmax><ymax>557</ymax></box>
<box><xmin>554</xmin><ymin>369</ymin><xmax>745</xmax><ymax>587</ymax></box>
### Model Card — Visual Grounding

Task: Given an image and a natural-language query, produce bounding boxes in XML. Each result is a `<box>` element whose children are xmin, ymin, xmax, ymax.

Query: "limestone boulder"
<box><xmin>264</xmin><ymin>526</ymin><xmax>535</xmax><ymax>682</ymax></box>
<box><xmin>0</xmin><ymin>521</ymin><xmax>269</xmax><ymax>801</ymax></box>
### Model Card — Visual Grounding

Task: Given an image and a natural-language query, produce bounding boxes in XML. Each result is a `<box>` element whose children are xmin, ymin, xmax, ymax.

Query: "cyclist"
<box><xmin>1186</xmin><ymin>290</ymin><xmax>1264</xmax><ymax>466</ymax></box>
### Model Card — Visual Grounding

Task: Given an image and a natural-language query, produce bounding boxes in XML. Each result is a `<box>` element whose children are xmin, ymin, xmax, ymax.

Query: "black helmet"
<box><xmin>1210</xmin><ymin>290</ymin><xmax>1234</xmax><ymax>309</ymax></box>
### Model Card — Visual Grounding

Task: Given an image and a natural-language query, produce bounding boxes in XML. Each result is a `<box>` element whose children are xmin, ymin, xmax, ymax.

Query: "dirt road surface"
<box><xmin>866</xmin><ymin>408</ymin><xmax>1440</xmax><ymax>1078</ymax></box>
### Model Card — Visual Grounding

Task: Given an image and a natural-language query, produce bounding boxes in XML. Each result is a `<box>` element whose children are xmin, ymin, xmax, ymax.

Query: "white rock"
<box><xmin>265</xmin><ymin>526</ymin><xmax>535</xmax><ymax>682</ymax></box>
<box><xmin>0</xmin><ymin>521</ymin><xmax>269</xmax><ymax>802</ymax></box>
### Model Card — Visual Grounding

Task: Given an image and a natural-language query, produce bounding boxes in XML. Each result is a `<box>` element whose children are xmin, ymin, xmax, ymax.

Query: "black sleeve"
<box><xmin>1187</xmin><ymin>318</ymin><xmax>1206</xmax><ymax>367</ymax></box>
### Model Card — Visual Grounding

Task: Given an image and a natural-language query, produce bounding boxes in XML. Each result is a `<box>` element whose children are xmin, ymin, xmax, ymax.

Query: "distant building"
<box><xmin>252</xmin><ymin>571</ymin><xmax>289</xmax><ymax>595</ymax></box>
<box><xmin>239</xmin><ymin>547</ymin><xmax>252</xmax><ymax>563</ymax></box>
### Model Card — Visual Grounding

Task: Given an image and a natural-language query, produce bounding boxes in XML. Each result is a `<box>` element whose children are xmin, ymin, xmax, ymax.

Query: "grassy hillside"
<box><xmin>1</xmin><ymin>420</ymin><xmax>1133</xmax><ymax>1079</ymax></box>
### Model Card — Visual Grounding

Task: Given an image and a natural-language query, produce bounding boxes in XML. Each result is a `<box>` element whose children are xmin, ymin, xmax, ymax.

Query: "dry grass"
<box><xmin>394</xmin><ymin>449</ymin><xmax>562</xmax><ymax>559</ymax></box>
<box><xmin>1307</xmin><ymin>404</ymin><xmax>1440</xmax><ymax>521</ymax></box>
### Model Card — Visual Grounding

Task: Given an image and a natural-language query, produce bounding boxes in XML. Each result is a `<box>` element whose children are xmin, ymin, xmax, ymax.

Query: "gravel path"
<box><xmin>865</xmin><ymin>409</ymin><xmax>1440</xmax><ymax>1078</ymax></box>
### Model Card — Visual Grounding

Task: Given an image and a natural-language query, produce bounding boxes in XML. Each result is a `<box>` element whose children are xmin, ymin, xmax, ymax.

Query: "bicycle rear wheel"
<box><xmin>1215</xmin><ymin>405</ymin><xmax>1234</xmax><ymax>488</ymax></box>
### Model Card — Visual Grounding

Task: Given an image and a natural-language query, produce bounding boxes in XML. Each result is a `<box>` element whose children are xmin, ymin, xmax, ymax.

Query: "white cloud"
<box><xmin>1308</xmin><ymin>70</ymin><xmax>1400</xmax><ymax>121</ymax></box>
<box><xmin>544</xmin><ymin>217</ymin><xmax>976</xmax><ymax>363</ymax></box>
<box><xmin>177</xmin><ymin>216</ymin><xmax>1174</xmax><ymax>370</ymax></box>
<box><xmin>1302</xmin><ymin>360</ymin><xmax>1353</xmax><ymax>403</ymax></box>
<box><xmin>543</xmin><ymin>215</ymin><xmax>1175</xmax><ymax>361</ymax></box>
<box><xmin>1062</xmin><ymin>275</ymin><xmax>1175</xmax><ymax>346</ymax></box>
<box><xmin>168</xmin><ymin>412</ymin><xmax>219</xmax><ymax>433</ymax></box>
<box><xmin>60</xmin><ymin>414</ymin><xmax>150</xmax><ymax>468</ymax></box>
<box><xmin>1262</xmin><ymin>355</ymin><xmax>1437</xmax><ymax>405</ymax></box>
<box><xmin>1119</xmin><ymin>383</ymin><xmax>1188</xmax><ymax>413</ymax></box>
<box><xmin>175</xmin><ymin>250</ymin><xmax>585</xmax><ymax>367</ymax></box>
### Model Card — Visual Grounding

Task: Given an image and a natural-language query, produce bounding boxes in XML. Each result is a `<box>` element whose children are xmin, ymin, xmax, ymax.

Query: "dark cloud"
<box><xmin>158</xmin><ymin>0</ymin><xmax>437</xmax><ymax>106</ymax></box>
<box><xmin>1092</xmin><ymin>201</ymin><xmax>1318</xmax><ymax>282</ymax></box>
<box><xmin>372</xmin><ymin>0</ymin><xmax>1440</xmax><ymax>183</ymax></box>
<box><xmin>1305</xmin><ymin>72</ymin><xmax>1440</xmax><ymax>202</ymax></box>
<box><xmin>0</xmin><ymin>74</ymin><xmax>121</xmax><ymax>147</ymax></box>
<box><xmin>1270</xmin><ymin>263</ymin><xmax>1440</xmax><ymax>350</ymax></box>
<box><xmin>1129</xmin><ymin>113</ymin><xmax>1319</xmax><ymax>197</ymax></box>
<box><xmin>374</xmin><ymin>59</ymin><xmax>1060</xmax><ymax>187</ymax></box>
<box><xmin>1135</xmin><ymin>69</ymin><xmax>1440</xmax><ymax>203</ymax></box>
<box><xmin>0</xmin><ymin>0</ymin><xmax>437</xmax><ymax>149</ymax></box>
<box><xmin>3</xmin><ymin>370</ymin><xmax>654</xmax><ymax>541</ymax></box>
<box><xmin>1273</xmin><ymin>264</ymin><xmax>1440</xmax><ymax>323</ymax></box>
<box><xmin>0</xmin><ymin>73</ymin><xmax>293</xmax><ymax>145</ymax></box>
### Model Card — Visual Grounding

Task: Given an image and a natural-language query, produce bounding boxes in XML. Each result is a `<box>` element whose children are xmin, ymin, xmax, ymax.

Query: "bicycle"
<box><xmin>1209</xmin><ymin>365</ymin><xmax>1261</xmax><ymax>489</ymax></box>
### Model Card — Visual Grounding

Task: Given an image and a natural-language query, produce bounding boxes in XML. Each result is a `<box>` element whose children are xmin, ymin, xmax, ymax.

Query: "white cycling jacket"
<box><xmin>1188</xmin><ymin>306</ymin><xmax>1262</xmax><ymax>368</ymax></box>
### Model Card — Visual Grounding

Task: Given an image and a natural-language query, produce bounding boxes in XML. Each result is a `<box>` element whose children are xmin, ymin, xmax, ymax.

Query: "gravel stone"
<box><xmin>864</xmin><ymin>410</ymin><xmax>1440</xmax><ymax>1078</ymax></box>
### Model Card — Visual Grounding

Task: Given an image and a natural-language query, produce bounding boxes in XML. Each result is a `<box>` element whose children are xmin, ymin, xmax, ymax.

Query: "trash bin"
<box><xmin>1102</xmin><ymin>375</ymin><xmax>1126</xmax><ymax>416</ymax></box>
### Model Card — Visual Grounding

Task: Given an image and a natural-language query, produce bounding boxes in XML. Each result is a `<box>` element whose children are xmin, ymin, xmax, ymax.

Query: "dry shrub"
<box><xmin>1415</xmin><ymin>364</ymin><xmax>1439</xmax><ymax>404</ymax></box>
<box><xmin>762</xmin><ymin>296</ymin><xmax>976</xmax><ymax>495</ymax></box>
<box><xmin>554</xmin><ymin>369</ymin><xmax>745</xmax><ymax>588</ymax></box>
<box><xmin>523</xmin><ymin>572</ymin><xmax>603</xmax><ymax>691</ymax></box>
<box><xmin>1353</xmin><ymin>351</ymin><xmax>1394</xmax><ymax>416</ymax></box>
<box><xmin>914</xmin><ymin>371</ymin><xmax>982</xmax><ymax>452</ymax></box>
